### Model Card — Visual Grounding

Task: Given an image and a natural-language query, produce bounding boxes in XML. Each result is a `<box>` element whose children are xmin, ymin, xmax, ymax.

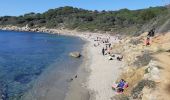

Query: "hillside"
<box><xmin>110</xmin><ymin>32</ymin><xmax>170</xmax><ymax>100</ymax></box>
<box><xmin>0</xmin><ymin>6</ymin><xmax>169</xmax><ymax>35</ymax></box>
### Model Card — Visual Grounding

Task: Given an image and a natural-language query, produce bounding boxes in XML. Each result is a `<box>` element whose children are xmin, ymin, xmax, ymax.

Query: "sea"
<box><xmin>0</xmin><ymin>30</ymin><xmax>85</xmax><ymax>100</ymax></box>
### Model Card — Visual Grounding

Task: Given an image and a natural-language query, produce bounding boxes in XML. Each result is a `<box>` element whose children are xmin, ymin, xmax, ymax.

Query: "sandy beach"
<box><xmin>83</xmin><ymin>35</ymin><xmax>124</xmax><ymax>100</ymax></box>
<box><xmin>64</xmin><ymin>32</ymin><xmax>125</xmax><ymax>100</ymax></box>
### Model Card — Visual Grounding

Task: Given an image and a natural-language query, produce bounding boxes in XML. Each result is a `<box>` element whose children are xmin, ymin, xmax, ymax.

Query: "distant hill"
<box><xmin>0</xmin><ymin>6</ymin><xmax>169</xmax><ymax>35</ymax></box>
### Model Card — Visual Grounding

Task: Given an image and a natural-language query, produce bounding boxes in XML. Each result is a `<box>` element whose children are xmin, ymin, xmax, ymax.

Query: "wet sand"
<box><xmin>64</xmin><ymin>42</ymin><xmax>91</xmax><ymax>100</ymax></box>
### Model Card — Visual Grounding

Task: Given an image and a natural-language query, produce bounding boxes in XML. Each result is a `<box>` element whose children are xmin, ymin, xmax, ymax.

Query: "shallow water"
<box><xmin>0</xmin><ymin>30</ymin><xmax>85</xmax><ymax>100</ymax></box>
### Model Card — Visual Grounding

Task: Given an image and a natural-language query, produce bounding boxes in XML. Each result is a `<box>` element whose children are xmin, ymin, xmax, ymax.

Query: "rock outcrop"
<box><xmin>144</xmin><ymin>60</ymin><xmax>160</xmax><ymax>82</ymax></box>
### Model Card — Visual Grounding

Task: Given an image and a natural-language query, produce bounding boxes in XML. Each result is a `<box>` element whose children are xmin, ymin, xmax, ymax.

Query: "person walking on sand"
<box><xmin>102</xmin><ymin>47</ymin><xmax>105</xmax><ymax>56</ymax></box>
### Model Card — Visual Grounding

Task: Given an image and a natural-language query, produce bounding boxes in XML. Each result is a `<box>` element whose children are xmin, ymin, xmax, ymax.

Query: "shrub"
<box><xmin>112</xmin><ymin>94</ymin><xmax>130</xmax><ymax>100</ymax></box>
<box><xmin>145</xmin><ymin>67</ymin><xmax>149</xmax><ymax>74</ymax></box>
<box><xmin>133</xmin><ymin>52</ymin><xmax>152</xmax><ymax>67</ymax></box>
<box><xmin>28</xmin><ymin>22</ymin><xmax>34</xmax><ymax>27</ymax></box>
<box><xmin>131</xmin><ymin>80</ymin><xmax>156</xmax><ymax>99</ymax></box>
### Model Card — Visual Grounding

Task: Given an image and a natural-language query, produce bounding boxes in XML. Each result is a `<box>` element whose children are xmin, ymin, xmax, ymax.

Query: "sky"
<box><xmin>0</xmin><ymin>0</ymin><xmax>168</xmax><ymax>16</ymax></box>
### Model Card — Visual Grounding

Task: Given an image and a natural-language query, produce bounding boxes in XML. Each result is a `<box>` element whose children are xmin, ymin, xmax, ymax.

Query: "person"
<box><xmin>124</xmin><ymin>81</ymin><xmax>128</xmax><ymax>88</ymax></box>
<box><xmin>117</xmin><ymin>55</ymin><xmax>123</xmax><ymax>61</ymax></box>
<box><xmin>107</xmin><ymin>47</ymin><xmax>111</xmax><ymax>55</ymax></box>
<box><xmin>117</xmin><ymin>79</ymin><xmax>126</xmax><ymax>92</ymax></box>
<box><xmin>147</xmin><ymin>28</ymin><xmax>155</xmax><ymax>37</ymax></box>
<box><xmin>105</xmin><ymin>45</ymin><xmax>108</xmax><ymax>51</ymax></box>
<box><xmin>94</xmin><ymin>44</ymin><xmax>96</xmax><ymax>47</ymax></box>
<box><xmin>145</xmin><ymin>37</ymin><xmax>150</xmax><ymax>46</ymax></box>
<box><xmin>109</xmin><ymin>43</ymin><xmax>111</xmax><ymax>48</ymax></box>
<box><xmin>102</xmin><ymin>48</ymin><xmax>105</xmax><ymax>56</ymax></box>
<box><xmin>117</xmin><ymin>79</ymin><xmax>125</xmax><ymax>87</ymax></box>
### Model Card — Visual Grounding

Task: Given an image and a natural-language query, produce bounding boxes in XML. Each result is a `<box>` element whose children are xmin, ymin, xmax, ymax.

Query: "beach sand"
<box><xmin>65</xmin><ymin>34</ymin><xmax>125</xmax><ymax>100</ymax></box>
<box><xmin>86</xmin><ymin>39</ymin><xmax>124</xmax><ymax>100</ymax></box>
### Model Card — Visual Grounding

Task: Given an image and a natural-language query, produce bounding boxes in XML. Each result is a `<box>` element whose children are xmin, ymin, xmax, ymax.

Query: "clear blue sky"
<box><xmin>0</xmin><ymin>0</ymin><xmax>168</xmax><ymax>16</ymax></box>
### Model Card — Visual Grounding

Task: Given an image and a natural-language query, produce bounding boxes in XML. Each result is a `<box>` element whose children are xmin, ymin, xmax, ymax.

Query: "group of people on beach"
<box><xmin>102</xmin><ymin>42</ymin><xmax>112</xmax><ymax>56</ymax></box>
<box><xmin>87</xmin><ymin>33</ymin><xmax>128</xmax><ymax>93</ymax></box>
<box><xmin>91</xmin><ymin>34</ymin><xmax>125</xmax><ymax>62</ymax></box>
<box><xmin>102</xmin><ymin>45</ymin><xmax>112</xmax><ymax>55</ymax></box>
<box><xmin>92</xmin><ymin>35</ymin><xmax>113</xmax><ymax>56</ymax></box>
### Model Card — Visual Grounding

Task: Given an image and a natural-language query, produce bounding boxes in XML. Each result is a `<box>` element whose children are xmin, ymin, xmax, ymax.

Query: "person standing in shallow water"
<box><xmin>102</xmin><ymin>48</ymin><xmax>105</xmax><ymax>56</ymax></box>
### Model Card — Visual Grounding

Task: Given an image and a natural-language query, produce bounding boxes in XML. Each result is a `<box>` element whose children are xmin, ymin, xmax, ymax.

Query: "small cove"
<box><xmin>0</xmin><ymin>30</ymin><xmax>85</xmax><ymax>100</ymax></box>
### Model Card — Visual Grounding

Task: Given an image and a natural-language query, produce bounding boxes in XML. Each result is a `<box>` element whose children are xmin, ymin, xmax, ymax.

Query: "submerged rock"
<box><xmin>69</xmin><ymin>52</ymin><xmax>81</xmax><ymax>58</ymax></box>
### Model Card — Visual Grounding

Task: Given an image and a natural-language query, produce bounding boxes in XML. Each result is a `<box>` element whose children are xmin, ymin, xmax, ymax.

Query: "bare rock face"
<box><xmin>69</xmin><ymin>52</ymin><xmax>81</xmax><ymax>58</ymax></box>
<box><xmin>144</xmin><ymin>60</ymin><xmax>160</xmax><ymax>82</ymax></box>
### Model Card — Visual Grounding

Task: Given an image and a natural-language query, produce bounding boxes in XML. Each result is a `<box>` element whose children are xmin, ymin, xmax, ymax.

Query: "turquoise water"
<box><xmin>0</xmin><ymin>30</ymin><xmax>85</xmax><ymax>100</ymax></box>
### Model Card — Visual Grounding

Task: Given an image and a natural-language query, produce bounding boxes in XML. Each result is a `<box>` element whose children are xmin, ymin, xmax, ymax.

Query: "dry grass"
<box><xmin>166</xmin><ymin>84</ymin><xmax>170</xmax><ymax>93</ymax></box>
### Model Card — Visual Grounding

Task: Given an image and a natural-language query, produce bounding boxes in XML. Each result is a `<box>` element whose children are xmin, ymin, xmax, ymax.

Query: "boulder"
<box><xmin>69</xmin><ymin>52</ymin><xmax>81</xmax><ymax>58</ymax></box>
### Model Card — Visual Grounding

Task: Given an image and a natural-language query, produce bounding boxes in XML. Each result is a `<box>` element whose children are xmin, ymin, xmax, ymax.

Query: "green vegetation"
<box><xmin>0</xmin><ymin>6</ymin><xmax>169</xmax><ymax>35</ymax></box>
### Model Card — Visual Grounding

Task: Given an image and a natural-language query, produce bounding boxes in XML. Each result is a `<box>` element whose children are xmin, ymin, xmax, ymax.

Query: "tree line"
<box><xmin>0</xmin><ymin>6</ymin><xmax>168</xmax><ymax>35</ymax></box>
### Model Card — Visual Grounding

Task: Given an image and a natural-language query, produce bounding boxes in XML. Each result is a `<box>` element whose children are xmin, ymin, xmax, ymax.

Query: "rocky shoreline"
<box><xmin>0</xmin><ymin>25</ymin><xmax>102</xmax><ymax>37</ymax></box>
<box><xmin>0</xmin><ymin>25</ymin><xmax>62</xmax><ymax>34</ymax></box>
